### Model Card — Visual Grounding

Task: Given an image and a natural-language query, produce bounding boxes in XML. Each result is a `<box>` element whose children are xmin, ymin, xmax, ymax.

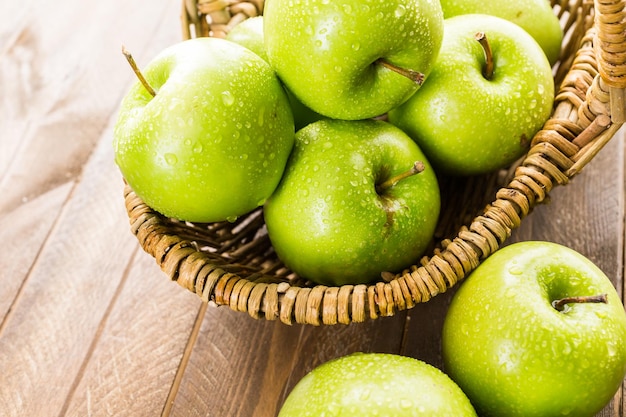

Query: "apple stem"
<box><xmin>377</xmin><ymin>59</ymin><xmax>425</xmax><ymax>85</ymax></box>
<box><xmin>551</xmin><ymin>294</ymin><xmax>608</xmax><ymax>311</ymax></box>
<box><xmin>474</xmin><ymin>32</ymin><xmax>494</xmax><ymax>80</ymax></box>
<box><xmin>376</xmin><ymin>161</ymin><xmax>425</xmax><ymax>193</ymax></box>
<box><xmin>122</xmin><ymin>45</ymin><xmax>157</xmax><ymax>97</ymax></box>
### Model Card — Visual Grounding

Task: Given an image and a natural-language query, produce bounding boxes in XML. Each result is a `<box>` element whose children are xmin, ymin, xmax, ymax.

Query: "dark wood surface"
<box><xmin>0</xmin><ymin>0</ymin><xmax>624</xmax><ymax>415</ymax></box>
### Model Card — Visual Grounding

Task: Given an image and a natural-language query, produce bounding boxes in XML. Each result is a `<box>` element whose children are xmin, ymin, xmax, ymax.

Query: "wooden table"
<box><xmin>1</xmin><ymin>0</ymin><xmax>624</xmax><ymax>415</ymax></box>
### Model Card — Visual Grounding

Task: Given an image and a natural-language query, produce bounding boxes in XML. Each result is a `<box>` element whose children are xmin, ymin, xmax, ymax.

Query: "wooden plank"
<box><xmin>168</xmin><ymin>308</ymin><xmax>408</xmax><ymax>416</ymax></box>
<box><xmin>0</xmin><ymin>2</ymin><xmax>182</xmax><ymax>415</ymax></box>
<box><xmin>0</xmin><ymin>122</ymin><xmax>138</xmax><ymax>416</ymax></box>
<box><xmin>61</xmin><ymin>250</ymin><xmax>203</xmax><ymax>417</ymax></box>
<box><xmin>0</xmin><ymin>181</ymin><xmax>74</xmax><ymax>323</ymax></box>
<box><xmin>0</xmin><ymin>0</ymin><xmax>180</xmax><ymax>217</ymax></box>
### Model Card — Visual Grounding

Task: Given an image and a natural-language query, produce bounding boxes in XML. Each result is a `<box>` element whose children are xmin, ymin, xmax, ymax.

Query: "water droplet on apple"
<box><xmin>394</xmin><ymin>4</ymin><xmax>406</xmax><ymax>17</ymax></box>
<box><xmin>241</xmin><ymin>153</ymin><xmax>249</xmax><ymax>160</ymax></box>
<box><xmin>221</xmin><ymin>90</ymin><xmax>235</xmax><ymax>106</ymax></box>
<box><xmin>359</xmin><ymin>388</ymin><xmax>371</xmax><ymax>401</ymax></box>
<box><xmin>562</xmin><ymin>342</ymin><xmax>572</xmax><ymax>355</ymax></box>
<box><xmin>165</xmin><ymin>153</ymin><xmax>178</xmax><ymax>166</ymax></box>
<box><xmin>193</xmin><ymin>142</ymin><xmax>203</xmax><ymax>153</ymax></box>
<box><xmin>325</xmin><ymin>403</ymin><xmax>339</xmax><ymax>417</ymax></box>
<box><xmin>508</xmin><ymin>266</ymin><xmax>523</xmax><ymax>275</ymax></box>
<box><xmin>595</xmin><ymin>310</ymin><xmax>608</xmax><ymax>319</ymax></box>
<box><xmin>314</xmin><ymin>40</ymin><xmax>323</xmax><ymax>48</ymax></box>
<box><xmin>226</xmin><ymin>216</ymin><xmax>238</xmax><ymax>223</ymax></box>
<box><xmin>397</xmin><ymin>399</ymin><xmax>412</xmax><ymax>409</ymax></box>
<box><xmin>537</xmin><ymin>84</ymin><xmax>545</xmax><ymax>95</ymax></box>
<box><xmin>342</xmin><ymin>4</ymin><xmax>352</xmax><ymax>13</ymax></box>
<box><xmin>607</xmin><ymin>342</ymin><xmax>618</xmax><ymax>358</ymax></box>
<box><xmin>504</xmin><ymin>287</ymin><xmax>516</xmax><ymax>298</ymax></box>
<box><xmin>334</xmin><ymin>65</ymin><xmax>342</xmax><ymax>73</ymax></box>
<box><xmin>351</xmin><ymin>42</ymin><xmax>361</xmax><ymax>51</ymax></box>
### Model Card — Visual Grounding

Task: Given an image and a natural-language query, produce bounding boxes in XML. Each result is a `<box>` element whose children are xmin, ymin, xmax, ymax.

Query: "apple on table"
<box><xmin>278</xmin><ymin>352</ymin><xmax>478</xmax><ymax>416</ymax></box>
<box><xmin>442</xmin><ymin>241</ymin><xmax>626</xmax><ymax>417</ymax></box>
<box><xmin>113</xmin><ymin>37</ymin><xmax>295</xmax><ymax>223</ymax></box>
<box><xmin>388</xmin><ymin>13</ymin><xmax>555</xmax><ymax>176</ymax></box>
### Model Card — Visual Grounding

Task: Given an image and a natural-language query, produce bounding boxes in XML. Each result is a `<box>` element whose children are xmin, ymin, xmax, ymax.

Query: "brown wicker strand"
<box><xmin>594</xmin><ymin>0</ymin><xmax>626</xmax><ymax>121</ymax></box>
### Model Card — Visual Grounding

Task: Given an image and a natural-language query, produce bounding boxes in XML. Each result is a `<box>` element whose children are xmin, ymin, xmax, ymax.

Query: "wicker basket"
<box><xmin>124</xmin><ymin>0</ymin><xmax>626</xmax><ymax>325</ymax></box>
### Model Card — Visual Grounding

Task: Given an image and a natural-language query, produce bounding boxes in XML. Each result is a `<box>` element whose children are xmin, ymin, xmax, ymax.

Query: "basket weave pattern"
<box><xmin>124</xmin><ymin>0</ymin><xmax>626</xmax><ymax>325</ymax></box>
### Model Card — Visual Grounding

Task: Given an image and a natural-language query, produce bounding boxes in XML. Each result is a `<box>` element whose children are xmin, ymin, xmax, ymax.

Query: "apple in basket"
<box><xmin>278</xmin><ymin>353</ymin><xmax>478</xmax><ymax>417</ymax></box>
<box><xmin>263</xmin><ymin>0</ymin><xmax>445</xmax><ymax>120</ymax></box>
<box><xmin>263</xmin><ymin>119</ymin><xmax>440</xmax><ymax>286</ymax></box>
<box><xmin>442</xmin><ymin>241</ymin><xmax>626</xmax><ymax>417</ymax></box>
<box><xmin>388</xmin><ymin>14</ymin><xmax>555</xmax><ymax>176</ymax></box>
<box><xmin>226</xmin><ymin>15</ymin><xmax>325</xmax><ymax>131</ymax></box>
<box><xmin>113</xmin><ymin>37</ymin><xmax>294</xmax><ymax>223</ymax></box>
<box><xmin>439</xmin><ymin>0</ymin><xmax>563</xmax><ymax>64</ymax></box>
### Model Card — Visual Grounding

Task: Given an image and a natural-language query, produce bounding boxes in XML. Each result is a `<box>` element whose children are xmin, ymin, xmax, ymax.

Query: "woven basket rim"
<box><xmin>125</xmin><ymin>0</ymin><xmax>626</xmax><ymax>325</ymax></box>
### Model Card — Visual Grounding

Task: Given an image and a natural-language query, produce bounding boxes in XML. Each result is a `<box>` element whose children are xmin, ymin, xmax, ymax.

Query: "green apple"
<box><xmin>439</xmin><ymin>0</ymin><xmax>562</xmax><ymax>64</ymax></box>
<box><xmin>113</xmin><ymin>37</ymin><xmax>294</xmax><ymax>223</ymax></box>
<box><xmin>226</xmin><ymin>16</ymin><xmax>324</xmax><ymax>131</ymax></box>
<box><xmin>442</xmin><ymin>241</ymin><xmax>626</xmax><ymax>417</ymax></box>
<box><xmin>278</xmin><ymin>353</ymin><xmax>478</xmax><ymax>416</ymax></box>
<box><xmin>263</xmin><ymin>119</ymin><xmax>440</xmax><ymax>286</ymax></box>
<box><xmin>264</xmin><ymin>0</ymin><xmax>444</xmax><ymax>120</ymax></box>
<box><xmin>225</xmin><ymin>16</ymin><xmax>268</xmax><ymax>61</ymax></box>
<box><xmin>285</xmin><ymin>88</ymin><xmax>326</xmax><ymax>131</ymax></box>
<box><xmin>388</xmin><ymin>14</ymin><xmax>554</xmax><ymax>176</ymax></box>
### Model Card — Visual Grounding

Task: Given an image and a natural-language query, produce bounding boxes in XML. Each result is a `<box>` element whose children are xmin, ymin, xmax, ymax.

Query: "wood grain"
<box><xmin>0</xmin><ymin>0</ymin><xmax>180</xmax><ymax>217</ymax></box>
<box><xmin>0</xmin><ymin>127</ymin><xmax>136</xmax><ymax>416</ymax></box>
<box><xmin>0</xmin><ymin>0</ymin><xmax>624</xmax><ymax>416</ymax></box>
<box><xmin>61</xmin><ymin>251</ymin><xmax>203</xmax><ymax>417</ymax></box>
<box><xmin>0</xmin><ymin>1</ymin><xmax>182</xmax><ymax>413</ymax></box>
<box><xmin>0</xmin><ymin>181</ymin><xmax>73</xmax><ymax>324</ymax></box>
